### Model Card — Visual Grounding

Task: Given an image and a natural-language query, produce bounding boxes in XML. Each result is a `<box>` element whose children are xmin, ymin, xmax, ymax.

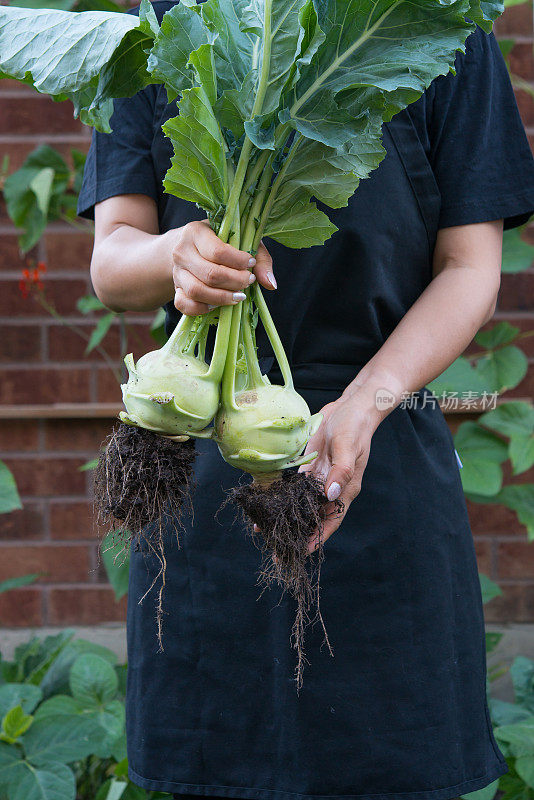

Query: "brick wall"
<box><xmin>0</xmin><ymin>4</ymin><xmax>533</xmax><ymax>630</ymax></box>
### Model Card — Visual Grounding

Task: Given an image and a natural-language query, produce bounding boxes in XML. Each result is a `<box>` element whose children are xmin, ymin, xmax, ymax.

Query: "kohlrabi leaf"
<box><xmin>468</xmin><ymin>0</ymin><xmax>504</xmax><ymax>32</ymax></box>
<box><xmin>201</xmin><ymin>0</ymin><xmax>257</xmax><ymax>91</ymax></box>
<box><xmin>147</xmin><ymin>1</ymin><xmax>211</xmax><ymax>102</ymax></box>
<box><xmin>188</xmin><ymin>43</ymin><xmax>218</xmax><ymax>107</ymax></box>
<box><xmin>0</xmin><ymin>1</ymin><xmax>157</xmax><ymax>132</ymax></box>
<box><xmin>162</xmin><ymin>87</ymin><xmax>229</xmax><ymax>213</ymax></box>
<box><xmin>280</xmin><ymin>0</ymin><xmax>501</xmax><ymax>148</ymax></box>
<box><xmin>264</xmin><ymin>195</ymin><xmax>337</xmax><ymax>248</ymax></box>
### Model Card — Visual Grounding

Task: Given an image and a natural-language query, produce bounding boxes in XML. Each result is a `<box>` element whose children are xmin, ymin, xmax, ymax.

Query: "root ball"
<box><xmin>230</xmin><ymin>471</ymin><xmax>340</xmax><ymax>688</ymax></box>
<box><xmin>94</xmin><ymin>423</ymin><xmax>196</xmax><ymax>646</ymax></box>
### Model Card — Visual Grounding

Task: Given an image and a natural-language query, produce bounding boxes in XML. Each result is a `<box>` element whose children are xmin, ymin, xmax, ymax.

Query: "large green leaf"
<box><xmin>264</xmin><ymin>195</ymin><xmax>337</xmax><ymax>248</ymax></box>
<box><xmin>40</xmin><ymin>640</ymin><xmax>116</xmax><ymax>699</ymax></box>
<box><xmin>495</xmin><ymin>717</ymin><xmax>534</xmax><ymax>758</ymax></box>
<box><xmin>475</xmin><ymin>346</ymin><xmax>528</xmax><ymax>394</ymax></box>
<box><xmin>0</xmin><ymin>685</ymin><xmax>42</xmax><ymax>720</ymax></box>
<box><xmin>502</xmin><ymin>228</ymin><xmax>534</xmax><ymax>274</ymax></box>
<box><xmin>22</xmin><ymin>715</ymin><xmax>103</xmax><ymax>765</ymax></box>
<box><xmin>0</xmin><ymin>462</ymin><xmax>21</xmax><ymax>515</ymax></box>
<box><xmin>0</xmin><ymin>2</ymin><xmax>156</xmax><ymax>132</ymax></box>
<box><xmin>454</xmin><ymin>422</ymin><xmax>507</xmax><ymax>496</ymax></box>
<box><xmin>475</xmin><ymin>321</ymin><xmax>520</xmax><ymax>349</ymax></box>
<box><xmin>0</xmin><ymin>743</ymin><xmax>24</xmax><ymax>790</ymax></box>
<box><xmin>427</xmin><ymin>357</ymin><xmax>492</xmax><ymax>397</ymax></box>
<box><xmin>281</xmin><ymin>0</ymin><xmax>501</xmax><ymax>148</ymax></box>
<box><xmin>69</xmin><ymin>654</ymin><xmax>118</xmax><ymax>707</ymax></box>
<box><xmin>480</xmin><ymin>402</ymin><xmax>534</xmax><ymax>439</ymax></box>
<box><xmin>163</xmin><ymin>87</ymin><xmax>229</xmax><ymax>213</ymax></box>
<box><xmin>9</xmin><ymin>761</ymin><xmax>75</xmax><ymax>800</ymax></box>
<box><xmin>147</xmin><ymin>1</ymin><xmax>210</xmax><ymax>101</ymax></box>
<box><xmin>461</xmin><ymin>778</ymin><xmax>500</xmax><ymax>800</ymax></box>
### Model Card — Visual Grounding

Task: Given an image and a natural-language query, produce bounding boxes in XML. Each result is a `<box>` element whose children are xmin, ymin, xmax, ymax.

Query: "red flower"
<box><xmin>19</xmin><ymin>261</ymin><xmax>46</xmax><ymax>299</ymax></box>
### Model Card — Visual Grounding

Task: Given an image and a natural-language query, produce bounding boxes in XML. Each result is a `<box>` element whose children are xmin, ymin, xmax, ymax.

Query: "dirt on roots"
<box><xmin>94</xmin><ymin>422</ymin><xmax>196</xmax><ymax>646</ymax></box>
<box><xmin>229</xmin><ymin>471</ymin><xmax>342</xmax><ymax>688</ymax></box>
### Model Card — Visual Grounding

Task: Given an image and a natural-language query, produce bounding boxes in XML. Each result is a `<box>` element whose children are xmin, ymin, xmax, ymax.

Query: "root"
<box><xmin>94</xmin><ymin>423</ymin><xmax>196</xmax><ymax>647</ymax></box>
<box><xmin>229</xmin><ymin>471</ymin><xmax>342</xmax><ymax>689</ymax></box>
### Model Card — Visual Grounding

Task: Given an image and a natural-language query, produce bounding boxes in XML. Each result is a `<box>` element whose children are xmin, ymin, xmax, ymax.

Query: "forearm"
<box><xmin>91</xmin><ymin>224</ymin><xmax>175</xmax><ymax>312</ymax></box>
<box><xmin>343</xmin><ymin>222</ymin><xmax>503</xmax><ymax>425</ymax></box>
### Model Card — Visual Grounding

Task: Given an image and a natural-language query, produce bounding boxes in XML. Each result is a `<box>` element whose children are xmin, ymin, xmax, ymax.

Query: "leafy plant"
<box><xmin>0</xmin><ymin>630</ymin><xmax>171</xmax><ymax>800</ymax></box>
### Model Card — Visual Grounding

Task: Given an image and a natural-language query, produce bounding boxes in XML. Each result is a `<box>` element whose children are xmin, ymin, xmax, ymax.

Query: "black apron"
<box><xmin>125</xmin><ymin>97</ymin><xmax>507</xmax><ymax>799</ymax></box>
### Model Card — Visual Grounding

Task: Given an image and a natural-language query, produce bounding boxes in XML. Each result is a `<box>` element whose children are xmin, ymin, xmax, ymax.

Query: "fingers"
<box><xmin>193</xmin><ymin>222</ymin><xmax>256</xmax><ymax>271</ymax></box>
<box><xmin>177</xmin><ymin>269</ymin><xmax>247</xmax><ymax>310</ymax></box>
<box><xmin>185</xmin><ymin>254</ymin><xmax>256</xmax><ymax>292</ymax></box>
<box><xmin>252</xmin><ymin>241</ymin><xmax>277</xmax><ymax>291</ymax></box>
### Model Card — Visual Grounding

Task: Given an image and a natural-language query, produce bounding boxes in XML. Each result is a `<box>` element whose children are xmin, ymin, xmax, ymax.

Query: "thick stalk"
<box><xmin>252</xmin><ymin>282</ymin><xmax>293</xmax><ymax>388</ymax></box>
<box><xmin>252</xmin><ymin>134</ymin><xmax>304</xmax><ymax>253</ymax></box>
<box><xmin>241</xmin><ymin>295</ymin><xmax>264</xmax><ymax>389</ymax></box>
<box><xmin>221</xmin><ymin>302</ymin><xmax>243</xmax><ymax>409</ymax></box>
<box><xmin>208</xmin><ymin>208</ymin><xmax>241</xmax><ymax>381</ymax></box>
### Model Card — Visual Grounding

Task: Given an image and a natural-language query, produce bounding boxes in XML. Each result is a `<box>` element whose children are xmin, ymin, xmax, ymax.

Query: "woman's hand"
<box><xmin>300</xmin><ymin>393</ymin><xmax>381</xmax><ymax>553</ymax></box>
<box><xmin>172</xmin><ymin>220</ymin><xmax>276</xmax><ymax>315</ymax></box>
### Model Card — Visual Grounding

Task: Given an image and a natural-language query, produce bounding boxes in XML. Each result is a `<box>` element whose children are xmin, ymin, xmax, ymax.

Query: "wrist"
<box><xmin>342</xmin><ymin>367</ymin><xmax>405</xmax><ymax>428</ymax></box>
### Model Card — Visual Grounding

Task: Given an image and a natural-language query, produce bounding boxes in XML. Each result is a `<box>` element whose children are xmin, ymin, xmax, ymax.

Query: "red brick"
<box><xmin>0</xmin><ymin>97</ymin><xmax>83</xmax><ymax>135</ymax></box>
<box><xmin>0</xmin><ymin>79</ymin><xmax>37</xmax><ymax>94</ymax></box>
<box><xmin>44</xmin><ymin>419</ymin><xmax>112</xmax><ymax>452</ymax></box>
<box><xmin>0</xmin><ymin>236</ymin><xmax>27</xmax><ymax>272</ymax></box>
<box><xmin>0</xmin><ymin>324</ymin><xmax>42</xmax><ymax>363</ymax></box>
<box><xmin>509</xmin><ymin>43</ymin><xmax>534</xmax><ymax>83</ymax></box>
<box><xmin>484</xmin><ymin>584</ymin><xmax>534</xmax><ymax>624</ymax></box>
<box><xmin>498</xmin><ymin>271</ymin><xmax>534</xmax><ymax>312</ymax></box>
<box><xmin>44</xmin><ymin>232</ymin><xmax>94</xmax><ymax>273</ymax></box>
<box><xmin>507</xmin><ymin>367</ymin><xmax>534</xmax><ymax>400</ymax></box>
<box><xmin>0</xmin><ymin>544</ymin><xmax>90</xmax><ymax>583</ymax></box>
<box><xmin>474</xmin><ymin>539</ymin><xmax>492</xmax><ymax>574</ymax></box>
<box><xmin>495</xmin><ymin>4</ymin><xmax>534</xmax><ymax>36</ymax></box>
<box><xmin>516</xmin><ymin>88</ymin><xmax>534</xmax><ymax>128</ymax></box>
<box><xmin>467</xmin><ymin>500</ymin><xmax>526</xmax><ymax>537</ymax></box>
<box><xmin>50</xmin><ymin>501</ymin><xmax>96</xmax><ymax>541</ymax></box>
<box><xmin>0</xmin><ymin>420</ymin><xmax>40</xmax><ymax>452</ymax></box>
<box><xmin>48</xmin><ymin>323</ymin><xmax>122</xmax><ymax>363</ymax></box>
<box><xmin>0</xmin><ymin>503</ymin><xmax>45</xmax><ymax>542</ymax></box>
<box><xmin>48</xmin><ymin>587</ymin><xmax>127</xmax><ymax>625</ymax></box>
<box><xmin>48</xmin><ymin>320</ymin><xmax>156</xmax><ymax>362</ymax></box>
<box><xmin>96</xmin><ymin>366</ymin><xmax>124</xmax><ymax>403</ymax></box>
<box><xmin>5</xmin><ymin>457</ymin><xmax>86</xmax><ymax>497</ymax></box>
<box><xmin>0</xmin><ymin>368</ymin><xmax>90</xmax><ymax>404</ymax></box>
<box><xmin>0</xmin><ymin>279</ymin><xmax>89</xmax><ymax>318</ymax></box>
<box><xmin>498</xmin><ymin>541</ymin><xmax>534</xmax><ymax>579</ymax></box>
<box><xmin>0</xmin><ymin>589</ymin><xmax>42</xmax><ymax>627</ymax></box>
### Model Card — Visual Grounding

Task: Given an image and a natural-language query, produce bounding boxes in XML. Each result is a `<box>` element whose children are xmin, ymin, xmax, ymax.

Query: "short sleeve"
<box><xmin>429</xmin><ymin>27</ymin><xmax>534</xmax><ymax>230</ymax></box>
<box><xmin>77</xmin><ymin>86</ymin><xmax>159</xmax><ymax>220</ymax></box>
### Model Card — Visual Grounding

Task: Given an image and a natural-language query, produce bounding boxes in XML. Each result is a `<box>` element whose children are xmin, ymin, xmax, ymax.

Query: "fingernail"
<box><xmin>232</xmin><ymin>292</ymin><xmax>246</xmax><ymax>303</ymax></box>
<box><xmin>248</xmin><ymin>273</ymin><xmax>256</xmax><ymax>284</ymax></box>
<box><xmin>248</xmin><ymin>257</ymin><xmax>257</xmax><ymax>267</ymax></box>
<box><xmin>266</xmin><ymin>271</ymin><xmax>277</xmax><ymax>289</ymax></box>
<box><xmin>327</xmin><ymin>482</ymin><xmax>341</xmax><ymax>502</ymax></box>
<box><xmin>253</xmin><ymin>524</ymin><xmax>260</xmax><ymax>533</ymax></box>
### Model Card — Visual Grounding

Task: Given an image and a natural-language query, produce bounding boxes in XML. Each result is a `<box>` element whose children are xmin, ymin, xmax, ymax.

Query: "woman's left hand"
<box><xmin>299</xmin><ymin>393</ymin><xmax>381</xmax><ymax>553</ymax></box>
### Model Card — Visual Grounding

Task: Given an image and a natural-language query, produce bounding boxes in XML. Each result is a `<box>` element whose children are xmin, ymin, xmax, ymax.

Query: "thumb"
<box><xmin>325</xmin><ymin>439</ymin><xmax>355</xmax><ymax>502</ymax></box>
<box><xmin>253</xmin><ymin>240</ymin><xmax>277</xmax><ymax>291</ymax></box>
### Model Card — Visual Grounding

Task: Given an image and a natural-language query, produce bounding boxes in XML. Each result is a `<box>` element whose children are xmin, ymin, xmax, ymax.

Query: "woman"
<box><xmin>79</xmin><ymin>3</ymin><xmax>534</xmax><ymax>798</ymax></box>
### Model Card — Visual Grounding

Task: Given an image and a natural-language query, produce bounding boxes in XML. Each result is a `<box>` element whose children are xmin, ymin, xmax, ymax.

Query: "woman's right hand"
<box><xmin>172</xmin><ymin>220</ymin><xmax>276</xmax><ymax>315</ymax></box>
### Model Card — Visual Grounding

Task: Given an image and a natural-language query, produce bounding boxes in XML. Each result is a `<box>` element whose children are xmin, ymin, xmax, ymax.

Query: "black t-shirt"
<box><xmin>78</xmin><ymin>4</ymin><xmax>534</xmax><ymax>374</ymax></box>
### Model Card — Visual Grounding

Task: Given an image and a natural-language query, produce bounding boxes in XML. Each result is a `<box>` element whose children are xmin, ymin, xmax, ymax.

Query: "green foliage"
<box><xmin>2</xmin><ymin>145</ymin><xmax>87</xmax><ymax>252</ymax></box>
<box><xmin>0</xmin><ymin>632</ymin><xmax>171</xmax><ymax>800</ymax></box>
<box><xmin>0</xmin><ymin>2</ymin><xmax>158</xmax><ymax>133</ymax></box>
<box><xmin>101</xmin><ymin>534</ymin><xmax>130</xmax><ymax>602</ymax></box>
<box><xmin>0</xmin><ymin>463</ymin><xmax>21</xmax><ymax>515</ymax></box>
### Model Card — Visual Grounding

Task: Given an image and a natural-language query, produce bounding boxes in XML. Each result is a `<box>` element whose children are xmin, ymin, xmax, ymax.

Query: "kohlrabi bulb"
<box><xmin>120</xmin><ymin>349</ymin><xmax>219</xmax><ymax>435</ymax></box>
<box><xmin>214</xmin><ymin>384</ymin><xmax>322</xmax><ymax>475</ymax></box>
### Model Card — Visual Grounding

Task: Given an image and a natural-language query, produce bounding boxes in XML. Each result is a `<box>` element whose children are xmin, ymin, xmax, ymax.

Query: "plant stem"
<box><xmin>241</xmin><ymin>294</ymin><xmax>264</xmax><ymax>389</ymax></box>
<box><xmin>221</xmin><ymin>302</ymin><xmax>243</xmax><ymax>408</ymax></box>
<box><xmin>252</xmin><ymin>281</ymin><xmax>293</xmax><ymax>388</ymax></box>
<box><xmin>252</xmin><ymin>133</ymin><xmax>303</xmax><ymax>253</ymax></box>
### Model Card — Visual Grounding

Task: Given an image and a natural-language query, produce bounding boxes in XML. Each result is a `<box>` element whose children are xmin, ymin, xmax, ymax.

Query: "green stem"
<box><xmin>241</xmin><ymin>157</ymin><xmax>274</xmax><ymax>253</ymax></box>
<box><xmin>252</xmin><ymin>282</ymin><xmax>293</xmax><ymax>388</ymax></box>
<box><xmin>252</xmin><ymin>133</ymin><xmax>303</xmax><ymax>253</ymax></box>
<box><xmin>241</xmin><ymin>294</ymin><xmax>264</xmax><ymax>389</ymax></box>
<box><xmin>221</xmin><ymin>302</ymin><xmax>243</xmax><ymax>408</ymax></box>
